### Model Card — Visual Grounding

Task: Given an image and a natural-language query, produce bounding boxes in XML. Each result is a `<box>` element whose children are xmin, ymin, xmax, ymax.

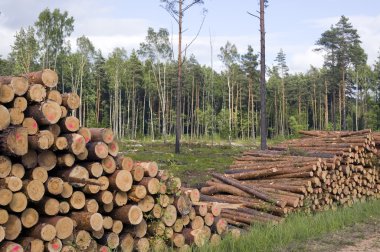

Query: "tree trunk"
<box><xmin>175</xmin><ymin>0</ymin><xmax>183</xmax><ymax>154</ymax></box>
<box><xmin>260</xmin><ymin>0</ymin><xmax>267</xmax><ymax>150</ymax></box>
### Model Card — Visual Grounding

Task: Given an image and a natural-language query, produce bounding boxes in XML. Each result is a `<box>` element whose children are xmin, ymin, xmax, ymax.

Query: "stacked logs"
<box><xmin>200</xmin><ymin>129</ymin><xmax>380</xmax><ymax>228</ymax></box>
<box><xmin>0</xmin><ymin>70</ymin><xmax>235</xmax><ymax>251</ymax></box>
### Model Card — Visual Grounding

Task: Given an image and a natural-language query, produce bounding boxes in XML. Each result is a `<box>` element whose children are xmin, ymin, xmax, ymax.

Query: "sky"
<box><xmin>1</xmin><ymin>0</ymin><xmax>380</xmax><ymax>73</ymax></box>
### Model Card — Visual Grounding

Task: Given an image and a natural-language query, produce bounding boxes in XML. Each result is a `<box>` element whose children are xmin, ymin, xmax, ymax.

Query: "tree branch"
<box><xmin>247</xmin><ymin>11</ymin><xmax>260</xmax><ymax>20</ymax></box>
<box><xmin>182</xmin><ymin>13</ymin><xmax>206</xmax><ymax>54</ymax></box>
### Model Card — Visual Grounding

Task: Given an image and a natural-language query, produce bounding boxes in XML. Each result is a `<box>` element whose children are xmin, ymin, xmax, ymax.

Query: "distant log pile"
<box><xmin>201</xmin><ymin>129</ymin><xmax>380</xmax><ymax>228</ymax></box>
<box><xmin>0</xmin><ymin>70</ymin><xmax>238</xmax><ymax>251</ymax></box>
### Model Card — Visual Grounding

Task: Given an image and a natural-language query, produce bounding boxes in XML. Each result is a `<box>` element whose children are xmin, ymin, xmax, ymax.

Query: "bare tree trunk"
<box><xmin>324</xmin><ymin>80</ymin><xmax>328</xmax><ymax>130</ymax></box>
<box><xmin>260</xmin><ymin>0</ymin><xmax>267</xmax><ymax>150</ymax></box>
<box><xmin>342</xmin><ymin>68</ymin><xmax>346</xmax><ymax>130</ymax></box>
<box><xmin>175</xmin><ymin>0</ymin><xmax>183</xmax><ymax>153</ymax></box>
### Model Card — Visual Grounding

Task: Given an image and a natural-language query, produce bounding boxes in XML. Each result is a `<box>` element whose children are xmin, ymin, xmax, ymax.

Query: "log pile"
<box><xmin>200</xmin><ymin>129</ymin><xmax>380</xmax><ymax>228</ymax></box>
<box><xmin>0</xmin><ymin>70</ymin><xmax>236</xmax><ymax>251</ymax></box>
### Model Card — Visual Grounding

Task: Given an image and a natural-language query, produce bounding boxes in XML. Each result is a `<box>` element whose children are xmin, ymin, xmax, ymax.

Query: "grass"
<box><xmin>198</xmin><ymin>198</ymin><xmax>380</xmax><ymax>252</ymax></box>
<box><xmin>120</xmin><ymin>139</ymin><xmax>252</xmax><ymax>186</ymax></box>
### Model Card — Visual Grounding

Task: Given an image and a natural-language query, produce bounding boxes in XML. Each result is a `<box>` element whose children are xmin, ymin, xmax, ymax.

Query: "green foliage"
<box><xmin>9</xmin><ymin>26</ymin><xmax>39</xmax><ymax>73</ymax></box>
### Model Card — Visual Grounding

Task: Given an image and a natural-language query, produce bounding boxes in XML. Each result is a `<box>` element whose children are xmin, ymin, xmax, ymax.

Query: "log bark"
<box><xmin>27</xmin><ymin>84</ymin><xmax>46</xmax><ymax>102</ymax></box>
<box><xmin>89</xmin><ymin>128</ymin><xmax>114</xmax><ymax>144</ymax></box>
<box><xmin>112</xmin><ymin>205</ymin><xmax>143</xmax><ymax>225</ymax></box>
<box><xmin>26</xmin><ymin>100</ymin><xmax>62</xmax><ymax>125</ymax></box>
<box><xmin>62</xmin><ymin>93</ymin><xmax>80</xmax><ymax>110</ymax></box>
<box><xmin>24</xmin><ymin>69</ymin><xmax>58</xmax><ymax>88</ymax></box>
<box><xmin>0</xmin><ymin>105</ymin><xmax>10</xmax><ymax>130</ymax></box>
<box><xmin>0</xmin><ymin>127</ymin><xmax>28</xmax><ymax>156</ymax></box>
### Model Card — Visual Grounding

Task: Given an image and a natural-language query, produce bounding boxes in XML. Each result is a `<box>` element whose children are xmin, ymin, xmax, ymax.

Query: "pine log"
<box><xmin>131</xmin><ymin>164</ymin><xmax>144</xmax><ymax>181</ymax></box>
<box><xmin>57</xmin><ymin>153</ymin><xmax>75</xmax><ymax>167</ymax></box>
<box><xmin>37</xmin><ymin>150</ymin><xmax>57</xmax><ymax>170</ymax></box>
<box><xmin>76</xmin><ymin>148</ymin><xmax>88</xmax><ymax>161</ymax></box>
<box><xmin>0</xmin><ymin>209</ymin><xmax>9</xmax><ymax>225</ymax></box>
<box><xmin>87</xmin><ymin>141</ymin><xmax>109</xmax><ymax>160</ymax></box>
<box><xmin>46</xmin><ymin>90</ymin><xmax>62</xmax><ymax>105</ymax></box>
<box><xmin>212</xmin><ymin>173</ymin><xmax>286</xmax><ymax>208</ymax></box>
<box><xmin>60</xmin><ymin>106</ymin><xmax>67</xmax><ymax>118</ymax></box>
<box><xmin>0</xmin><ymin>84</ymin><xmax>15</xmax><ymax>103</ymax></box>
<box><xmin>10</xmin><ymin>163</ymin><xmax>24</xmax><ymax>179</ymax></box>
<box><xmin>174</xmin><ymin>194</ymin><xmax>192</xmax><ymax>216</ymax></box>
<box><xmin>0</xmin><ymin>76</ymin><xmax>29</xmax><ymax>96</ymax></box>
<box><xmin>84</xmin><ymin>199</ymin><xmax>99</xmax><ymax>213</ymax></box>
<box><xmin>27</xmin><ymin>84</ymin><xmax>46</xmax><ymax>102</ymax></box>
<box><xmin>28</xmin><ymin>130</ymin><xmax>55</xmax><ymax>150</ymax></box>
<box><xmin>116</xmin><ymin>155</ymin><xmax>134</xmax><ymax>171</ymax></box>
<box><xmin>23</xmin><ymin>179</ymin><xmax>45</xmax><ymax>201</ymax></box>
<box><xmin>70</xmin><ymin>212</ymin><xmax>103</xmax><ymax>232</ymax></box>
<box><xmin>108</xmin><ymin>170</ymin><xmax>133</xmax><ymax>192</ymax></box>
<box><xmin>59</xmin><ymin>116</ymin><xmax>80</xmax><ymax>133</ymax></box>
<box><xmin>53</xmin><ymin>136</ymin><xmax>68</xmax><ymax>151</ymax></box>
<box><xmin>57</xmin><ymin>165</ymin><xmax>89</xmax><ymax>187</ymax></box>
<box><xmin>26</xmin><ymin>100</ymin><xmax>62</xmax><ymax>125</ymax></box>
<box><xmin>19</xmin><ymin>238</ymin><xmax>44</xmax><ymax>252</ymax></box>
<box><xmin>20</xmin><ymin>208</ymin><xmax>39</xmax><ymax>228</ymax></box>
<box><xmin>134</xmin><ymin>238</ymin><xmax>150</xmax><ymax>252</ymax></box>
<box><xmin>98</xmin><ymin>232</ymin><xmax>119</xmax><ymax>249</ymax></box>
<box><xmin>24</xmin><ymin>69</ymin><xmax>58</xmax><ymax>88</ymax></box>
<box><xmin>37</xmin><ymin>197</ymin><xmax>60</xmax><ymax>216</ymax></box>
<box><xmin>98</xmin><ymin>176</ymin><xmax>109</xmax><ymax>190</ymax></box>
<box><xmin>125</xmin><ymin>218</ymin><xmax>147</xmax><ymax>238</ymax></box>
<box><xmin>45</xmin><ymin>238</ymin><xmax>63</xmax><ymax>252</ymax></box>
<box><xmin>0</xmin><ymin>105</ymin><xmax>10</xmax><ymax>130</ymax></box>
<box><xmin>114</xmin><ymin>191</ymin><xmax>128</xmax><ymax>206</ymax></box>
<box><xmin>138</xmin><ymin>195</ymin><xmax>155</xmax><ymax>212</ymax></box>
<box><xmin>4</xmin><ymin>215</ymin><xmax>22</xmax><ymax>241</ymax></box>
<box><xmin>112</xmin><ymin>205</ymin><xmax>143</xmax><ymax>225</ymax></box>
<box><xmin>162</xmin><ymin>204</ymin><xmax>177</xmax><ymax>227</ymax></box>
<box><xmin>211</xmin><ymin>217</ymin><xmax>228</xmax><ymax>235</ymax></box>
<box><xmin>78</xmin><ymin>127</ymin><xmax>92</xmax><ymax>143</ymax></box>
<box><xmin>0</xmin><ymin>156</ymin><xmax>12</xmax><ymax>179</ymax></box>
<box><xmin>62</xmin><ymin>93</ymin><xmax>80</xmax><ymax>110</ymax></box>
<box><xmin>9</xmin><ymin>108</ymin><xmax>24</xmax><ymax>125</ymax></box>
<box><xmin>40</xmin><ymin>216</ymin><xmax>73</xmax><ymax>240</ymax></box>
<box><xmin>94</xmin><ymin>190</ymin><xmax>113</xmax><ymax>205</ymax></box>
<box><xmin>0</xmin><ymin>127</ymin><xmax>28</xmax><ymax>156</ymax></box>
<box><xmin>102</xmin><ymin>155</ymin><xmax>116</xmax><ymax>174</ymax></box>
<box><xmin>119</xmin><ymin>233</ymin><xmax>134</xmax><ymax>252</ymax></box>
<box><xmin>82</xmin><ymin>162</ymin><xmax>103</xmax><ymax>178</ymax></box>
<box><xmin>182</xmin><ymin>228</ymin><xmax>208</xmax><ymax>247</ymax></box>
<box><xmin>136</xmin><ymin>161</ymin><xmax>158</xmax><ymax>178</ymax></box>
<box><xmin>139</xmin><ymin>177</ymin><xmax>160</xmax><ymax>194</ymax></box>
<box><xmin>9</xmin><ymin>192</ymin><xmax>27</xmax><ymax>213</ymax></box>
<box><xmin>147</xmin><ymin>221</ymin><xmax>165</xmax><ymax>236</ymax></box>
<box><xmin>0</xmin><ymin>189</ymin><xmax>12</xmax><ymax>206</ymax></box>
<box><xmin>128</xmin><ymin>185</ymin><xmax>147</xmax><ymax>202</ymax></box>
<box><xmin>59</xmin><ymin>201</ymin><xmax>70</xmax><ymax>214</ymax></box>
<box><xmin>107</xmin><ymin>140</ymin><xmax>119</xmax><ymax>157</ymax></box>
<box><xmin>73</xmin><ymin>230</ymin><xmax>92</xmax><ymax>250</ymax></box>
<box><xmin>89</xmin><ymin>128</ymin><xmax>114</xmax><ymax>144</ymax></box>
<box><xmin>12</xmin><ymin>97</ymin><xmax>27</xmax><ymax>112</ymax></box>
<box><xmin>0</xmin><ymin>242</ymin><xmax>23</xmax><ymax>252</ymax></box>
<box><xmin>182</xmin><ymin>188</ymin><xmax>200</xmax><ymax>203</ymax></box>
<box><xmin>69</xmin><ymin>191</ymin><xmax>86</xmax><ymax>210</ymax></box>
<box><xmin>22</xmin><ymin>117</ymin><xmax>38</xmax><ymax>135</ymax></box>
<box><xmin>62</xmin><ymin>133</ymin><xmax>86</xmax><ymax>155</ymax></box>
<box><xmin>21</xmin><ymin>149</ymin><xmax>38</xmax><ymax>169</ymax></box>
<box><xmin>112</xmin><ymin>220</ymin><xmax>123</xmax><ymax>234</ymax></box>
<box><xmin>45</xmin><ymin>177</ymin><xmax>64</xmax><ymax>195</ymax></box>
<box><xmin>191</xmin><ymin>216</ymin><xmax>205</xmax><ymax>230</ymax></box>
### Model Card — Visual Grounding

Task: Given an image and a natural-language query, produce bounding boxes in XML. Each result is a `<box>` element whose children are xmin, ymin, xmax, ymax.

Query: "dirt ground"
<box><xmin>283</xmin><ymin>219</ymin><xmax>380</xmax><ymax>252</ymax></box>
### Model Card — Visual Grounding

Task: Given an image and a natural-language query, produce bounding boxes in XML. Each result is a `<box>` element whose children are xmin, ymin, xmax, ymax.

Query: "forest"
<box><xmin>1</xmin><ymin>8</ymin><xmax>380</xmax><ymax>143</ymax></box>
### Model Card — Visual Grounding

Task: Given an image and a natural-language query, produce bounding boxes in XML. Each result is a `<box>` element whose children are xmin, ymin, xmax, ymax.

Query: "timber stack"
<box><xmin>0</xmin><ymin>70</ymin><xmax>236</xmax><ymax>251</ymax></box>
<box><xmin>200</xmin><ymin>129</ymin><xmax>380</xmax><ymax>229</ymax></box>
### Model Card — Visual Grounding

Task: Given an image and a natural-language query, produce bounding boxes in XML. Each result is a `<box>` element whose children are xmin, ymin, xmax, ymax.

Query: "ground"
<box><xmin>283</xmin><ymin>218</ymin><xmax>380</xmax><ymax>252</ymax></box>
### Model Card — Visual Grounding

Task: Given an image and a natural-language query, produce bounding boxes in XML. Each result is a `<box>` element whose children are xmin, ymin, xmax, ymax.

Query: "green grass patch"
<box><xmin>120</xmin><ymin>140</ymin><xmax>252</xmax><ymax>186</ymax></box>
<box><xmin>198</xmin><ymin>198</ymin><xmax>380</xmax><ymax>252</ymax></box>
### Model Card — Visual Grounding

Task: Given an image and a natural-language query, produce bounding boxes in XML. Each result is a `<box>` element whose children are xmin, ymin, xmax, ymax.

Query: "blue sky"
<box><xmin>1</xmin><ymin>0</ymin><xmax>380</xmax><ymax>73</ymax></box>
